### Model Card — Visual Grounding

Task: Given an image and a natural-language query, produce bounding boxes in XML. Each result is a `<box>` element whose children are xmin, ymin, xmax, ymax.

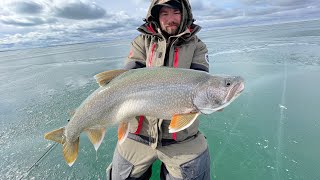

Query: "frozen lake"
<box><xmin>1</xmin><ymin>20</ymin><xmax>320</xmax><ymax>179</ymax></box>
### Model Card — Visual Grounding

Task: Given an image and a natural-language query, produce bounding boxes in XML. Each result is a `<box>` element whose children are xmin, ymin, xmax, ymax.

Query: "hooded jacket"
<box><xmin>125</xmin><ymin>0</ymin><xmax>209</xmax><ymax>148</ymax></box>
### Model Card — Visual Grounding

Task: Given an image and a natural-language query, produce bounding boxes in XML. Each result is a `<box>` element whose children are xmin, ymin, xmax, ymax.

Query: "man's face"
<box><xmin>159</xmin><ymin>6</ymin><xmax>182</xmax><ymax>35</ymax></box>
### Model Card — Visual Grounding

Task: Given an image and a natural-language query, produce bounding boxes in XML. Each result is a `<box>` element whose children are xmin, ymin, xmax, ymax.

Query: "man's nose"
<box><xmin>167</xmin><ymin>15</ymin><xmax>177</xmax><ymax>22</ymax></box>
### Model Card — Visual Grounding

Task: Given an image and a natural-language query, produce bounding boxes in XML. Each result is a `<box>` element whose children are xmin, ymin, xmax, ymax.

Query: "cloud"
<box><xmin>1</xmin><ymin>16</ymin><xmax>56</xmax><ymax>26</ymax></box>
<box><xmin>0</xmin><ymin>8</ymin><xmax>142</xmax><ymax>51</ymax></box>
<box><xmin>192</xmin><ymin>4</ymin><xmax>240</xmax><ymax>20</ymax></box>
<box><xmin>191</xmin><ymin>0</ymin><xmax>320</xmax><ymax>23</ymax></box>
<box><xmin>0</xmin><ymin>0</ymin><xmax>319</xmax><ymax>51</ymax></box>
<box><xmin>244</xmin><ymin>7</ymin><xmax>278</xmax><ymax>16</ymax></box>
<box><xmin>132</xmin><ymin>0</ymin><xmax>150</xmax><ymax>4</ymax></box>
<box><xmin>270</xmin><ymin>0</ymin><xmax>316</xmax><ymax>7</ymax></box>
<box><xmin>52</xmin><ymin>1</ymin><xmax>106</xmax><ymax>20</ymax></box>
<box><xmin>240</xmin><ymin>0</ymin><xmax>266</xmax><ymax>6</ymax></box>
<box><xmin>241</xmin><ymin>0</ymin><xmax>318</xmax><ymax>7</ymax></box>
<box><xmin>190</xmin><ymin>0</ymin><xmax>214</xmax><ymax>11</ymax></box>
<box><xmin>190</xmin><ymin>0</ymin><xmax>208</xmax><ymax>11</ymax></box>
<box><xmin>0</xmin><ymin>0</ymin><xmax>107</xmax><ymax>27</ymax></box>
<box><xmin>0</xmin><ymin>1</ymin><xmax>51</xmax><ymax>27</ymax></box>
<box><xmin>188</xmin><ymin>0</ymin><xmax>320</xmax><ymax>30</ymax></box>
<box><xmin>9</xmin><ymin>1</ymin><xmax>44</xmax><ymax>15</ymax></box>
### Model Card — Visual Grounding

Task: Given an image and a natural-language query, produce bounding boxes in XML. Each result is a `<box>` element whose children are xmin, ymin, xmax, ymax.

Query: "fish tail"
<box><xmin>63</xmin><ymin>138</ymin><xmax>80</xmax><ymax>167</ymax></box>
<box><xmin>44</xmin><ymin>127</ymin><xmax>79</xmax><ymax>166</ymax></box>
<box><xmin>44</xmin><ymin>127</ymin><xmax>66</xmax><ymax>144</ymax></box>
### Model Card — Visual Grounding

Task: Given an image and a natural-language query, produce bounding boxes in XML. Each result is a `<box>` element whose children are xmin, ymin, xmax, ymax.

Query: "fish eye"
<box><xmin>225</xmin><ymin>80</ymin><xmax>232</xmax><ymax>87</ymax></box>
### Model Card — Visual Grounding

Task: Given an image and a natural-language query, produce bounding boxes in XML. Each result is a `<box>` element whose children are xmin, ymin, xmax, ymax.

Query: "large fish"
<box><xmin>44</xmin><ymin>67</ymin><xmax>244</xmax><ymax>166</ymax></box>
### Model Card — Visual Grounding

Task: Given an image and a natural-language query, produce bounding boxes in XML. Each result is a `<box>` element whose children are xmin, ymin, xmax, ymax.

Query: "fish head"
<box><xmin>193</xmin><ymin>75</ymin><xmax>244</xmax><ymax>114</ymax></box>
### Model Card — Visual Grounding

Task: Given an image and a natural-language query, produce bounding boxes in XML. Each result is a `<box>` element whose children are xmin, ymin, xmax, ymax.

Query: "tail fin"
<box><xmin>63</xmin><ymin>138</ymin><xmax>80</xmax><ymax>167</ymax></box>
<box><xmin>44</xmin><ymin>127</ymin><xmax>66</xmax><ymax>144</ymax></box>
<box><xmin>44</xmin><ymin>127</ymin><xmax>79</xmax><ymax>167</ymax></box>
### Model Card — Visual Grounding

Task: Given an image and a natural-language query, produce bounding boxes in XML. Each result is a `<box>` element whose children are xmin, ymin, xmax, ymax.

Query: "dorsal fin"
<box><xmin>94</xmin><ymin>69</ymin><xmax>128</xmax><ymax>87</ymax></box>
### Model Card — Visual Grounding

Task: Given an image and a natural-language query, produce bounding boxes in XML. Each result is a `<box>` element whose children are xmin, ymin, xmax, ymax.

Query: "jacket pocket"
<box><xmin>180</xmin><ymin>148</ymin><xmax>211</xmax><ymax>180</ymax></box>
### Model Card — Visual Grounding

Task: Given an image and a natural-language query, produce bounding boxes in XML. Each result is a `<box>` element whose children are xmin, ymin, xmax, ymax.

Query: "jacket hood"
<box><xmin>141</xmin><ymin>0</ymin><xmax>200</xmax><ymax>37</ymax></box>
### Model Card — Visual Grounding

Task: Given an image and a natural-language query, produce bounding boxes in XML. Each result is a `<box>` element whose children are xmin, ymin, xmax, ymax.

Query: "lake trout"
<box><xmin>44</xmin><ymin>67</ymin><xmax>244</xmax><ymax>166</ymax></box>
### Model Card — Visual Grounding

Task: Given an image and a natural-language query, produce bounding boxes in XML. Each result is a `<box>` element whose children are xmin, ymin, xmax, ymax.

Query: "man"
<box><xmin>107</xmin><ymin>0</ymin><xmax>210</xmax><ymax>179</ymax></box>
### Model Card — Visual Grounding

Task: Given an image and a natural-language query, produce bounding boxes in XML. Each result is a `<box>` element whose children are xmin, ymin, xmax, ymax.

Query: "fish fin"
<box><xmin>69</xmin><ymin>109</ymin><xmax>76</xmax><ymax>117</ymax></box>
<box><xmin>169</xmin><ymin>113</ymin><xmax>200</xmax><ymax>133</ymax></box>
<box><xmin>45</xmin><ymin>127</ymin><xmax>79</xmax><ymax>166</ymax></box>
<box><xmin>63</xmin><ymin>138</ymin><xmax>79</xmax><ymax>167</ymax></box>
<box><xmin>94</xmin><ymin>69</ymin><xmax>128</xmax><ymax>87</ymax></box>
<box><xmin>118</xmin><ymin>122</ymin><xmax>130</xmax><ymax>145</ymax></box>
<box><xmin>44</xmin><ymin>127</ymin><xmax>66</xmax><ymax>144</ymax></box>
<box><xmin>85</xmin><ymin>128</ymin><xmax>106</xmax><ymax>151</ymax></box>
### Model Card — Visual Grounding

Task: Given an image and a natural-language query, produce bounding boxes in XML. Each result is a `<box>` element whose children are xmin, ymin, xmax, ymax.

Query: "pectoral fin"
<box><xmin>44</xmin><ymin>127</ymin><xmax>66</xmax><ymax>144</ymax></box>
<box><xmin>85</xmin><ymin>128</ymin><xmax>106</xmax><ymax>151</ymax></box>
<box><xmin>63</xmin><ymin>138</ymin><xmax>80</xmax><ymax>167</ymax></box>
<box><xmin>169</xmin><ymin>113</ymin><xmax>200</xmax><ymax>133</ymax></box>
<box><xmin>118</xmin><ymin>122</ymin><xmax>130</xmax><ymax>145</ymax></box>
<box><xmin>69</xmin><ymin>109</ymin><xmax>76</xmax><ymax>117</ymax></box>
<box><xmin>94</xmin><ymin>69</ymin><xmax>128</xmax><ymax>86</ymax></box>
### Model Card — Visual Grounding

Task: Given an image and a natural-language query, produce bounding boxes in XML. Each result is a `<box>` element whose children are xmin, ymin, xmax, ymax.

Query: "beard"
<box><xmin>162</xmin><ymin>22</ymin><xmax>180</xmax><ymax>35</ymax></box>
<box><xmin>165</xmin><ymin>27</ymin><xmax>178</xmax><ymax>35</ymax></box>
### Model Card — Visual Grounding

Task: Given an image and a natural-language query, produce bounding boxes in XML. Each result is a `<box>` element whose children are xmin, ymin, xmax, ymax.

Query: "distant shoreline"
<box><xmin>1</xmin><ymin>18</ymin><xmax>319</xmax><ymax>52</ymax></box>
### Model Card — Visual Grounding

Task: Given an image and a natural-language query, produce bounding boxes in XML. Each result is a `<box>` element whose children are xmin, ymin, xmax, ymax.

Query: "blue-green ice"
<box><xmin>1</xmin><ymin>20</ymin><xmax>320</xmax><ymax>179</ymax></box>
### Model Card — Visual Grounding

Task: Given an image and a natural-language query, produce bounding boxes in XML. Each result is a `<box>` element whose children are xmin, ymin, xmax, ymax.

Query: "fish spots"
<box><xmin>116</xmin><ymin>99</ymin><xmax>148</xmax><ymax>119</ymax></box>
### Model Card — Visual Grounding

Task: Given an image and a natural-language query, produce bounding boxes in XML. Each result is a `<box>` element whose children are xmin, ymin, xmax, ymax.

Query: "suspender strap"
<box><xmin>127</xmin><ymin>133</ymin><xmax>155</xmax><ymax>145</ymax></box>
<box><xmin>172</xmin><ymin>47</ymin><xmax>180</xmax><ymax>140</ymax></box>
<box><xmin>127</xmin><ymin>132</ymin><xmax>199</xmax><ymax>146</ymax></box>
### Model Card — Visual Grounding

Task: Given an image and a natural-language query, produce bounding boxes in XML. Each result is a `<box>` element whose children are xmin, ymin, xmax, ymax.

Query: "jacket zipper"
<box><xmin>172</xmin><ymin>47</ymin><xmax>180</xmax><ymax>140</ymax></box>
<box><xmin>134</xmin><ymin>116</ymin><xmax>145</xmax><ymax>135</ymax></box>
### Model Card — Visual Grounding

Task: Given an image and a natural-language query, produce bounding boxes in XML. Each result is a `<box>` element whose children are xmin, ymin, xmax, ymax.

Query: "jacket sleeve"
<box><xmin>190</xmin><ymin>38</ymin><xmax>209</xmax><ymax>72</ymax></box>
<box><xmin>124</xmin><ymin>35</ymin><xmax>147</xmax><ymax>70</ymax></box>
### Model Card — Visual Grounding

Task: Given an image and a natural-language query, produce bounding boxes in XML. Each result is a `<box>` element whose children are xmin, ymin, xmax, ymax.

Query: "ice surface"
<box><xmin>1</xmin><ymin>20</ymin><xmax>320</xmax><ymax>179</ymax></box>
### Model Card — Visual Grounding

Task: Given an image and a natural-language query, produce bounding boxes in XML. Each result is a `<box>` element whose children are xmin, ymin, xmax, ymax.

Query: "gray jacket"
<box><xmin>124</xmin><ymin>0</ymin><xmax>209</xmax><ymax>148</ymax></box>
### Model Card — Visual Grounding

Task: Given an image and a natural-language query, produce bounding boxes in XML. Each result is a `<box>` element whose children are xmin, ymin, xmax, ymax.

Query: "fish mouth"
<box><xmin>199</xmin><ymin>108</ymin><xmax>216</xmax><ymax>114</ymax></box>
<box><xmin>225</xmin><ymin>82</ymin><xmax>244</xmax><ymax>102</ymax></box>
<box><xmin>198</xmin><ymin>82</ymin><xmax>245</xmax><ymax>115</ymax></box>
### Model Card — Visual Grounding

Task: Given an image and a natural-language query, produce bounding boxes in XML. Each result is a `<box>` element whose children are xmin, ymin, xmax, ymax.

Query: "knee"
<box><xmin>180</xmin><ymin>148</ymin><xmax>211</xmax><ymax>179</ymax></box>
<box><xmin>107</xmin><ymin>149</ymin><xmax>134</xmax><ymax>180</ymax></box>
<box><xmin>161</xmin><ymin>148</ymin><xmax>211</xmax><ymax>180</ymax></box>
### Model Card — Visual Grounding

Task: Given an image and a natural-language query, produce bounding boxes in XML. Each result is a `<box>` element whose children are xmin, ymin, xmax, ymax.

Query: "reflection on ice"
<box><xmin>279</xmin><ymin>104</ymin><xmax>287</xmax><ymax>110</ymax></box>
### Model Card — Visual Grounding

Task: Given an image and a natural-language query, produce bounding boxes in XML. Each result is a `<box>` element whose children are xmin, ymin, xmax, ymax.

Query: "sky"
<box><xmin>0</xmin><ymin>0</ymin><xmax>319</xmax><ymax>50</ymax></box>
